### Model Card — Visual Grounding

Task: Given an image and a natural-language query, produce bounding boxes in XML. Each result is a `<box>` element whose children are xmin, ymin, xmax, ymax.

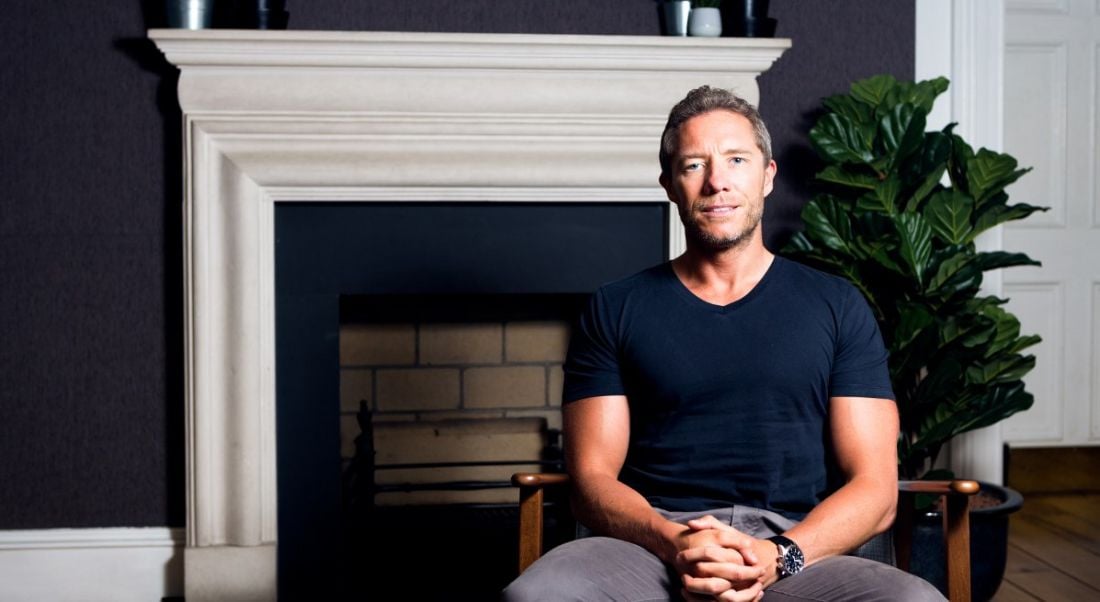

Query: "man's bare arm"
<box><xmin>564</xmin><ymin>395</ymin><xmax>687</xmax><ymax>564</ymax></box>
<box><xmin>682</xmin><ymin>396</ymin><xmax>898</xmax><ymax>591</ymax></box>
<box><xmin>779</xmin><ymin>396</ymin><xmax>899</xmax><ymax>567</ymax></box>
<box><xmin>567</xmin><ymin>395</ymin><xmax>768</xmax><ymax>599</ymax></box>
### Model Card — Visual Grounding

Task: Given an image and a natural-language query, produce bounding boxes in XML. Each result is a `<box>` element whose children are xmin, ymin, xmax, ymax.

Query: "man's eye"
<box><xmin>731</xmin><ymin>157</ymin><xmax>745</xmax><ymax>165</ymax></box>
<box><xmin>684</xmin><ymin>162</ymin><xmax>703</xmax><ymax>172</ymax></box>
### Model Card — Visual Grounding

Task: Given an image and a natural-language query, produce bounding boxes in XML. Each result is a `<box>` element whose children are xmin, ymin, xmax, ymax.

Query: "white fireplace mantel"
<box><xmin>149</xmin><ymin>28</ymin><xmax>789</xmax><ymax>600</ymax></box>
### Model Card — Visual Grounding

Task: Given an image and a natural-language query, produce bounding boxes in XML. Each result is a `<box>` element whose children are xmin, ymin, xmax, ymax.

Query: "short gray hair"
<box><xmin>659</xmin><ymin>86</ymin><xmax>773</xmax><ymax>177</ymax></box>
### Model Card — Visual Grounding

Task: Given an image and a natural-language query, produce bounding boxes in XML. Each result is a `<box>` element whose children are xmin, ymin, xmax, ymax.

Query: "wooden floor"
<box><xmin>991</xmin><ymin>493</ymin><xmax>1100</xmax><ymax>601</ymax></box>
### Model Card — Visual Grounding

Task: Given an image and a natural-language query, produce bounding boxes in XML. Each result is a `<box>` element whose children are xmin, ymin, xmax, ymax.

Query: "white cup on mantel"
<box><xmin>688</xmin><ymin>7</ymin><xmax>723</xmax><ymax>37</ymax></box>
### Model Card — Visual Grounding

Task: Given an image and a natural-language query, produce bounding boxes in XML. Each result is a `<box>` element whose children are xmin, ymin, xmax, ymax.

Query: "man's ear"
<box><xmin>763</xmin><ymin>160</ymin><xmax>777</xmax><ymax>197</ymax></box>
<box><xmin>658</xmin><ymin>172</ymin><xmax>676</xmax><ymax>203</ymax></box>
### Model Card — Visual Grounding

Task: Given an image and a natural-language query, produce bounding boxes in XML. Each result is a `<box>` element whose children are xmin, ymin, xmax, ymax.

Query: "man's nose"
<box><xmin>704</xmin><ymin>163</ymin><xmax>730</xmax><ymax>194</ymax></box>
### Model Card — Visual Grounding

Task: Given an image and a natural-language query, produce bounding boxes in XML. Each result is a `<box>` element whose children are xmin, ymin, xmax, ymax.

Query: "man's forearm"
<box><xmin>781</xmin><ymin>473</ymin><xmax>896</xmax><ymax>566</ymax></box>
<box><xmin>570</xmin><ymin>473</ymin><xmax>686</xmax><ymax>564</ymax></box>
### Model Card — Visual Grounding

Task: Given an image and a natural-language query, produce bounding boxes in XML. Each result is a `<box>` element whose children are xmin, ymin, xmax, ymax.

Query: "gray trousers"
<box><xmin>501</xmin><ymin>506</ymin><xmax>946</xmax><ymax>602</ymax></box>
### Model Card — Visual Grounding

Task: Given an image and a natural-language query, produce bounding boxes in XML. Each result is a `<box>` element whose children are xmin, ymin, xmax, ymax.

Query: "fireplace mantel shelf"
<box><xmin>151</xmin><ymin>28</ymin><xmax>789</xmax><ymax>70</ymax></box>
<box><xmin>150</xmin><ymin>28</ymin><xmax>789</xmax><ymax>600</ymax></box>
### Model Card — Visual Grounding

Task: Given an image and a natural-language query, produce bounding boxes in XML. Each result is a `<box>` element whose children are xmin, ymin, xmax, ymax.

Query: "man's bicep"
<box><xmin>563</xmin><ymin>395</ymin><xmax>630</xmax><ymax>478</ymax></box>
<box><xmin>828</xmin><ymin>396</ymin><xmax>899</xmax><ymax>479</ymax></box>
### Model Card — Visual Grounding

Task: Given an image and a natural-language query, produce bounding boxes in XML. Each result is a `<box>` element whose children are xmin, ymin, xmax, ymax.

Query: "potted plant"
<box><xmin>782</xmin><ymin>74</ymin><xmax>1047</xmax><ymax>600</ymax></box>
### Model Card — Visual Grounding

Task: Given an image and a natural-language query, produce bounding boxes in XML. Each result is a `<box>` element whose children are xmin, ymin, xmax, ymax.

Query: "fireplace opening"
<box><xmin>275</xmin><ymin>202</ymin><xmax>667</xmax><ymax>598</ymax></box>
<box><xmin>338</xmin><ymin>293</ymin><xmax>584</xmax><ymax>599</ymax></box>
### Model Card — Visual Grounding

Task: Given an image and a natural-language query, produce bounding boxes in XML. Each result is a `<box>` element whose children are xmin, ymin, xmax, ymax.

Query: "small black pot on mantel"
<box><xmin>216</xmin><ymin>0</ymin><xmax>289</xmax><ymax>29</ymax></box>
<box><xmin>909</xmin><ymin>481</ymin><xmax>1024</xmax><ymax>602</ymax></box>
<box><xmin>721</xmin><ymin>0</ymin><xmax>777</xmax><ymax>37</ymax></box>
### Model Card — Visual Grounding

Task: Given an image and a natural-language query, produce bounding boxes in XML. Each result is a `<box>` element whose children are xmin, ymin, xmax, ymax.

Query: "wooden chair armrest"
<box><xmin>898</xmin><ymin>479</ymin><xmax>980</xmax><ymax>495</ymax></box>
<box><xmin>512</xmin><ymin>472</ymin><xmax>570</xmax><ymax>574</ymax></box>
<box><xmin>512</xmin><ymin>472</ymin><xmax>571</xmax><ymax>488</ymax></box>
<box><xmin>895</xmin><ymin>479</ymin><xmax>979</xmax><ymax>602</ymax></box>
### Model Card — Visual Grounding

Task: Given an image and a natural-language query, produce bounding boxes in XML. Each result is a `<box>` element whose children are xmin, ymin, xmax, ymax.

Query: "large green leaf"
<box><xmin>850</xmin><ymin>74</ymin><xmax>897</xmax><ymax>108</ymax></box>
<box><xmin>857</xmin><ymin>174</ymin><xmax>901</xmax><ymax>214</ymax></box>
<box><xmin>880</xmin><ymin>103</ymin><xmax>927</xmax><ymax>171</ymax></box>
<box><xmin>977</xmin><ymin>303</ymin><xmax>1027</xmax><ymax>356</ymax></box>
<box><xmin>965</xmin><ymin>383</ymin><xmax>1035</xmax><ymax>430</ymax></box>
<box><xmin>972</xmin><ymin>251</ymin><xmax>1041</xmax><ymax>273</ymax></box>
<box><xmin>785</xmin><ymin>231</ymin><xmax>814</xmax><ymax>253</ymax></box>
<box><xmin>940</xmin><ymin>314</ymin><xmax>992</xmax><ymax>349</ymax></box>
<box><xmin>907</xmin><ymin>164</ymin><xmax>946</xmax><ymax>212</ymax></box>
<box><xmin>924</xmin><ymin>189</ymin><xmax>974</xmax><ymax>244</ymax></box>
<box><xmin>810</xmin><ymin>113</ymin><xmax>875</xmax><ymax>166</ymax></box>
<box><xmin>928</xmin><ymin>253</ymin><xmax>982</xmax><ymax>297</ymax></box>
<box><xmin>904</xmin><ymin>131</ymin><xmax>952</xmax><ymax>194</ymax></box>
<box><xmin>967</xmin><ymin>149</ymin><xmax>1030</xmax><ymax>205</ymax></box>
<box><xmin>1010</xmin><ymin>334</ymin><xmax>1042</xmax><ymax>354</ymax></box>
<box><xmin>894</xmin><ymin>303</ymin><xmax>936</xmax><ymax>351</ymax></box>
<box><xmin>908</xmin><ymin>77</ymin><xmax>949</xmax><ymax>115</ymax></box>
<box><xmin>816</xmin><ymin>165</ymin><xmax>879</xmax><ymax>191</ymax></box>
<box><xmin>947</xmin><ymin>134</ymin><xmax>975</xmax><ymax>192</ymax></box>
<box><xmin>894</xmin><ymin>213</ymin><xmax>934</xmax><ymax>286</ymax></box>
<box><xmin>801</xmin><ymin>197</ymin><xmax>854</xmax><ymax>254</ymax></box>
<box><xmin>965</xmin><ymin>354</ymin><xmax>1036</xmax><ymax>385</ymax></box>
<box><xmin>852</xmin><ymin>213</ymin><xmax>905</xmax><ymax>274</ymax></box>
<box><xmin>823</xmin><ymin>94</ymin><xmax>874</xmax><ymax>126</ymax></box>
<box><xmin>908</xmin><ymin>383</ymin><xmax>1032</xmax><ymax>461</ymax></box>
<box><xmin>970</xmin><ymin>203</ymin><xmax>1049</xmax><ymax>242</ymax></box>
<box><xmin>960</xmin><ymin>319</ymin><xmax>996</xmax><ymax>348</ymax></box>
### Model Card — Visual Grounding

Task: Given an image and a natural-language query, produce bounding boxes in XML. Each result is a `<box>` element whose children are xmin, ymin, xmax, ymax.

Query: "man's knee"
<box><xmin>765</xmin><ymin>556</ymin><xmax>946</xmax><ymax>602</ymax></box>
<box><xmin>500</xmin><ymin>552</ymin><xmax>613</xmax><ymax>602</ymax></box>
<box><xmin>501</xmin><ymin>536</ymin><xmax>670</xmax><ymax>602</ymax></box>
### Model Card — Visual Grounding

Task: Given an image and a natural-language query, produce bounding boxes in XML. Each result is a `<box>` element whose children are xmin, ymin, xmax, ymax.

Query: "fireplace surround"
<box><xmin>149</xmin><ymin>28</ymin><xmax>789</xmax><ymax>599</ymax></box>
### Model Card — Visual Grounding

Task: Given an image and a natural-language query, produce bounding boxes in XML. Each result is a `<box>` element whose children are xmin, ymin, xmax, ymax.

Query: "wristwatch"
<box><xmin>767</xmin><ymin>535</ymin><xmax>805</xmax><ymax>580</ymax></box>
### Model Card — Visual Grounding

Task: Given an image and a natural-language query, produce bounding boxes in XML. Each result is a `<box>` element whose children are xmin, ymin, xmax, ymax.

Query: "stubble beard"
<box><xmin>680</xmin><ymin>201</ymin><xmax>764</xmax><ymax>253</ymax></box>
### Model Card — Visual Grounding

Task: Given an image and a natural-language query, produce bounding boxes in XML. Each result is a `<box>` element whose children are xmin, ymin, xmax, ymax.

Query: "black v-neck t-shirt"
<box><xmin>562</xmin><ymin>256</ymin><xmax>894</xmax><ymax>519</ymax></box>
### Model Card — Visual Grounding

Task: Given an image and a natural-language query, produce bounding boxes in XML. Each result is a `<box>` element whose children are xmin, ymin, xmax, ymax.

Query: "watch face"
<box><xmin>782</xmin><ymin>543</ymin><xmax>805</xmax><ymax>576</ymax></box>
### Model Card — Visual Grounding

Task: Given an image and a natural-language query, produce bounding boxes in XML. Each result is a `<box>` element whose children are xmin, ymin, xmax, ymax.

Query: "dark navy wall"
<box><xmin>0</xmin><ymin>0</ymin><xmax>913</xmax><ymax>529</ymax></box>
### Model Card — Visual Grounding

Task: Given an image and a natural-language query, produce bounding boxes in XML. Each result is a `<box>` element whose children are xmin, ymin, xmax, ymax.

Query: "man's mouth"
<box><xmin>700</xmin><ymin>204</ymin><xmax>738</xmax><ymax>215</ymax></box>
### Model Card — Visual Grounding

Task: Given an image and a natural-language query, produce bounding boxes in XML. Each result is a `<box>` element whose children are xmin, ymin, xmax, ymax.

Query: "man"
<box><xmin>502</xmin><ymin>86</ymin><xmax>944</xmax><ymax>601</ymax></box>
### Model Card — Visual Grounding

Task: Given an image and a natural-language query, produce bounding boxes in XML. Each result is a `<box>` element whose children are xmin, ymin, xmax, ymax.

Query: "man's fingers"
<box><xmin>678</xmin><ymin>544</ymin><xmax>745</xmax><ymax>566</ymax></box>
<box><xmin>716</xmin><ymin>579</ymin><xmax>765</xmax><ymax>602</ymax></box>
<box><xmin>682</xmin><ymin>574</ymin><xmax>733</xmax><ymax>596</ymax></box>
<box><xmin>689</xmin><ymin>560</ymin><xmax>765</xmax><ymax>583</ymax></box>
<box><xmin>682</xmin><ymin>574</ymin><xmax>765</xmax><ymax>602</ymax></box>
<box><xmin>686</xmin><ymin>514</ymin><xmax>727</xmax><ymax>531</ymax></box>
<box><xmin>683</xmin><ymin>518</ymin><xmax>762</xmax><ymax>566</ymax></box>
<box><xmin>714</xmin><ymin>531</ymin><xmax>760</xmax><ymax>565</ymax></box>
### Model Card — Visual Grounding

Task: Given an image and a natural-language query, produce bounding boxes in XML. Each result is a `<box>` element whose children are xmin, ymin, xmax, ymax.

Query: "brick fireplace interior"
<box><xmin>275</xmin><ymin>201</ymin><xmax>667</xmax><ymax>598</ymax></box>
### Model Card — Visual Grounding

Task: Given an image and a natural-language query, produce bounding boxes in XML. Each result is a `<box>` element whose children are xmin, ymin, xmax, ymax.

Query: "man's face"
<box><xmin>660</xmin><ymin>110</ymin><xmax>777</xmax><ymax>252</ymax></box>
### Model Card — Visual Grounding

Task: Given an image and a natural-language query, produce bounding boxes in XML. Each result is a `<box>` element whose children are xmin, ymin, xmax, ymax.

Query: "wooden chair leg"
<box><xmin>517</xmin><ymin>484</ymin><xmax>545</xmax><ymax>574</ymax></box>
<box><xmin>898</xmin><ymin>480</ymin><xmax>978</xmax><ymax>601</ymax></box>
<box><xmin>944</xmin><ymin>491</ymin><xmax>972</xmax><ymax>601</ymax></box>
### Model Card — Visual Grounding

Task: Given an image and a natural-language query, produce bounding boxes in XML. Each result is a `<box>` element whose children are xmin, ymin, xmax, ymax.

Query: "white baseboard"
<box><xmin>0</xmin><ymin>527</ymin><xmax>184</xmax><ymax>602</ymax></box>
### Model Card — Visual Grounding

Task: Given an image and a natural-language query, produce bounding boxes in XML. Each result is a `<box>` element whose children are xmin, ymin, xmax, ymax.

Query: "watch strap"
<box><xmin>767</xmin><ymin>534</ymin><xmax>805</xmax><ymax>579</ymax></box>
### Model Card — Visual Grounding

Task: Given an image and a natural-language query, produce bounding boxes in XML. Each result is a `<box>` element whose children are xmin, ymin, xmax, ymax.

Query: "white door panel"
<box><xmin>1002</xmin><ymin>0</ymin><xmax>1100</xmax><ymax>446</ymax></box>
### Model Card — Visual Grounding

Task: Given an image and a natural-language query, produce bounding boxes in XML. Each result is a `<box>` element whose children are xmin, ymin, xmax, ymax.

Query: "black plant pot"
<box><xmin>909</xmin><ymin>481</ymin><xmax>1023</xmax><ymax>601</ymax></box>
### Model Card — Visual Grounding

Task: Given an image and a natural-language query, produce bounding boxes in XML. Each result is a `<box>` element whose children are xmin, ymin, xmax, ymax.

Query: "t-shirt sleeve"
<box><xmin>830</xmin><ymin>285</ymin><xmax>896</xmax><ymax>400</ymax></box>
<box><xmin>561</xmin><ymin>289</ymin><xmax>626</xmax><ymax>403</ymax></box>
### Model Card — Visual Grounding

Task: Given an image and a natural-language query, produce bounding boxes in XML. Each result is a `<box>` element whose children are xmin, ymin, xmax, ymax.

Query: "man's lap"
<box><xmin>501</xmin><ymin>506</ymin><xmax>946</xmax><ymax>602</ymax></box>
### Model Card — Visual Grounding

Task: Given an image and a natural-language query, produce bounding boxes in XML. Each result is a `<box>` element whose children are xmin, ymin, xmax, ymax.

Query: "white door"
<box><xmin>1001</xmin><ymin>0</ymin><xmax>1100</xmax><ymax>447</ymax></box>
